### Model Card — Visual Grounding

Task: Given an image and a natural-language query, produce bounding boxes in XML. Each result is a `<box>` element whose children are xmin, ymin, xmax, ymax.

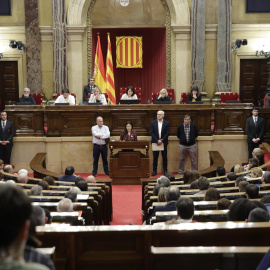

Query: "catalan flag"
<box><xmin>105</xmin><ymin>34</ymin><xmax>116</xmax><ymax>104</ymax></box>
<box><xmin>94</xmin><ymin>34</ymin><xmax>106</xmax><ymax>93</ymax></box>
<box><xmin>116</xmin><ymin>36</ymin><xmax>143</xmax><ymax>68</ymax></box>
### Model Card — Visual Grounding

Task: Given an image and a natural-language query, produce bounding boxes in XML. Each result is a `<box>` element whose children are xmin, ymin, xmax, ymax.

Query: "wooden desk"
<box><xmin>109</xmin><ymin>141</ymin><xmax>150</xmax><ymax>184</ymax></box>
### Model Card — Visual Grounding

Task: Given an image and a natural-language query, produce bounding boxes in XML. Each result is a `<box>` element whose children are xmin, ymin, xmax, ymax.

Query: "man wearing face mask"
<box><xmin>19</xmin><ymin>87</ymin><xmax>36</xmax><ymax>105</ymax></box>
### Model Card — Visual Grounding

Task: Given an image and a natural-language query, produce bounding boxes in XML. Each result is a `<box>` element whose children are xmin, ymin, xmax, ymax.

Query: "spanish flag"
<box><xmin>105</xmin><ymin>34</ymin><xmax>116</xmax><ymax>104</ymax></box>
<box><xmin>94</xmin><ymin>34</ymin><xmax>106</xmax><ymax>93</ymax></box>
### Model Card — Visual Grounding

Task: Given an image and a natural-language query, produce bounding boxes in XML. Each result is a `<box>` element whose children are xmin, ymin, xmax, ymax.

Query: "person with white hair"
<box><xmin>17</xmin><ymin>173</ymin><xmax>28</xmax><ymax>184</ymax></box>
<box><xmin>19</xmin><ymin>87</ymin><xmax>36</xmax><ymax>105</ymax></box>
<box><xmin>86</xmin><ymin>175</ymin><xmax>96</xmax><ymax>183</ymax></box>
<box><xmin>18</xmin><ymin>169</ymin><xmax>29</xmax><ymax>175</ymax></box>
<box><xmin>57</xmin><ymin>198</ymin><xmax>73</xmax><ymax>212</ymax></box>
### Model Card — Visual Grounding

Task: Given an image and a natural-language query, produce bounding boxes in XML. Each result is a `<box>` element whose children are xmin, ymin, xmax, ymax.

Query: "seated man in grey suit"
<box><xmin>147</xmin><ymin>186</ymin><xmax>180</xmax><ymax>224</ymax></box>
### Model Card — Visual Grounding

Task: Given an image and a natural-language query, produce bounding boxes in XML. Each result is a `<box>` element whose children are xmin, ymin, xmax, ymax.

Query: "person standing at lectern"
<box><xmin>120</xmin><ymin>121</ymin><xmax>137</xmax><ymax>141</ymax></box>
<box><xmin>177</xmin><ymin>114</ymin><xmax>198</xmax><ymax>175</ymax></box>
<box><xmin>83</xmin><ymin>77</ymin><xmax>96</xmax><ymax>104</ymax></box>
<box><xmin>150</xmin><ymin>110</ymin><xmax>170</xmax><ymax>176</ymax></box>
<box><xmin>245</xmin><ymin>107</ymin><xmax>265</xmax><ymax>159</ymax></box>
<box><xmin>19</xmin><ymin>87</ymin><xmax>36</xmax><ymax>105</ymax></box>
<box><xmin>91</xmin><ymin>116</ymin><xmax>110</xmax><ymax>177</ymax></box>
<box><xmin>0</xmin><ymin>111</ymin><xmax>14</xmax><ymax>164</ymax></box>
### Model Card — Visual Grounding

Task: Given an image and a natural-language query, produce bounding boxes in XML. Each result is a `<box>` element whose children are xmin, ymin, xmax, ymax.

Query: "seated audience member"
<box><xmin>38</xmin><ymin>180</ymin><xmax>49</xmax><ymax>191</ymax></box>
<box><xmin>4</xmin><ymin>164</ymin><xmax>13</xmax><ymax>173</ymax></box>
<box><xmin>245</xmin><ymin>184</ymin><xmax>259</xmax><ymax>199</ymax></box>
<box><xmin>65</xmin><ymin>189</ymin><xmax>78</xmax><ymax>202</ymax></box>
<box><xmin>193</xmin><ymin>170</ymin><xmax>201</xmax><ymax>180</ymax></box>
<box><xmin>120</xmin><ymin>121</ymin><xmax>137</xmax><ymax>141</ymax></box>
<box><xmin>257</xmin><ymin>249</ymin><xmax>270</xmax><ymax>270</ymax></box>
<box><xmin>86</xmin><ymin>175</ymin><xmax>96</xmax><ymax>183</ymax></box>
<box><xmin>43</xmin><ymin>176</ymin><xmax>56</xmax><ymax>186</ymax></box>
<box><xmin>18</xmin><ymin>168</ymin><xmax>29</xmax><ymax>175</ymax></box>
<box><xmin>58</xmin><ymin>166</ymin><xmax>77</xmax><ymax>183</ymax></box>
<box><xmin>157</xmin><ymin>176</ymin><xmax>170</xmax><ymax>187</ymax></box>
<box><xmin>158</xmin><ymin>187</ymin><xmax>167</xmax><ymax>202</ymax></box>
<box><xmin>190</xmin><ymin>180</ymin><xmax>199</xmax><ymax>189</ymax></box>
<box><xmin>29</xmin><ymin>185</ymin><xmax>43</xmax><ymax>196</ymax></box>
<box><xmin>252</xmin><ymin>147</ymin><xmax>265</xmax><ymax>166</ymax></box>
<box><xmin>0</xmin><ymin>172</ymin><xmax>4</xmax><ymax>181</ymax></box>
<box><xmin>226</xmin><ymin>172</ymin><xmax>237</xmax><ymax>181</ymax></box>
<box><xmin>147</xmin><ymin>186</ymin><xmax>181</xmax><ymax>224</ymax></box>
<box><xmin>233</xmin><ymin>164</ymin><xmax>244</xmax><ymax>174</ymax></box>
<box><xmin>54</xmin><ymin>88</ymin><xmax>75</xmax><ymax>105</ymax></box>
<box><xmin>75</xmin><ymin>176</ymin><xmax>85</xmax><ymax>186</ymax></box>
<box><xmin>166</xmin><ymin>197</ymin><xmax>195</xmax><ymax>224</ymax></box>
<box><xmin>19</xmin><ymin>87</ymin><xmax>36</xmax><ymax>105</ymax></box>
<box><xmin>238</xmin><ymin>180</ymin><xmax>249</xmax><ymax>192</ymax></box>
<box><xmin>24</xmin><ymin>207</ymin><xmax>55</xmax><ymax>270</ymax></box>
<box><xmin>197</xmin><ymin>176</ymin><xmax>210</xmax><ymax>194</ymax></box>
<box><xmin>249</xmin><ymin>167</ymin><xmax>263</xmax><ymax>178</ymax></box>
<box><xmin>17</xmin><ymin>173</ymin><xmax>28</xmax><ymax>184</ymax></box>
<box><xmin>260</xmin><ymin>195</ymin><xmax>270</xmax><ymax>204</ymax></box>
<box><xmin>216</xmin><ymin>166</ymin><xmax>226</xmax><ymax>177</ymax></box>
<box><xmin>88</xmin><ymin>86</ymin><xmax>107</xmax><ymax>105</ymax></box>
<box><xmin>43</xmin><ymin>208</ymin><xmax>51</xmax><ymax>224</ymax></box>
<box><xmin>186</xmin><ymin>85</ymin><xmax>201</xmax><ymax>102</ymax></box>
<box><xmin>0</xmin><ymin>184</ymin><xmax>48</xmax><ymax>270</ymax></box>
<box><xmin>153</xmin><ymin>184</ymin><xmax>164</xmax><ymax>196</ymax></box>
<box><xmin>244</xmin><ymin>157</ymin><xmax>259</xmax><ymax>171</ymax></box>
<box><xmin>6</xmin><ymin>179</ymin><xmax>16</xmax><ymax>184</ymax></box>
<box><xmin>262</xmin><ymin>171</ymin><xmax>270</xmax><ymax>184</ymax></box>
<box><xmin>77</xmin><ymin>180</ymin><xmax>88</xmax><ymax>192</ymax></box>
<box><xmin>235</xmin><ymin>176</ymin><xmax>247</xmax><ymax>187</ymax></box>
<box><xmin>120</xmin><ymin>86</ymin><xmax>138</xmax><ymax>100</ymax></box>
<box><xmin>0</xmin><ymin>159</ymin><xmax>3</xmax><ymax>170</ymax></box>
<box><xmin>247</xmin><ymin>208</ymin><xmax>269</xmax><ymax>222</ymax></box>
<box><xmin>57</xmin><ymin>198</ymin><xmax>73</xmax><ymax>212</ymax></box>
<box><xmin>183</xmin><ymin>169</ymin><xmax>196</xmax><ymax>185</ymax></box>
<box><xmin>165</xmin><ymin>173</ymin><xmax>175</xmax><ymax>182</ymax></box>
<box><xmin>217</xmin><ymin>198</ymin><xmax>231</xmax><ymax>210</ymax></box>
<box><xmin>204</xmin><ymin>188</ymin><xmax>221</xmax><ymax>201</ymax></box>
<box><xmin>153</xmin><ymin>88</ymin><xmax>172</xmax><ymax>104</ymax></box>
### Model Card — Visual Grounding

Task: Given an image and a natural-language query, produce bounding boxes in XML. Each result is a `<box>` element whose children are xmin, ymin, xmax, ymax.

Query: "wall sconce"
<box><xmin>9</xmin><ymin>40</ymin><xmax>25</xmax><ymax>51</ymax></box>
<box><xmin>232</xmin><ymin>39</ymin><xmax>248</xmax><ymax>52</ymax></box>
<box><xmin>256</xmin><ymin>45</ymin><xmax>270</xmax><ymax>59</ymax></box>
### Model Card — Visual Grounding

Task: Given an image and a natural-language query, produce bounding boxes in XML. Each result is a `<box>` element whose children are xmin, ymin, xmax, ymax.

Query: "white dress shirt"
<box><xmin>89</xmin><ymin>94</ymin><xmax>107</xmax><ymax>105</ymax></box>
<box><xmin>158</xmin><ymin>120</ymin><xmax>163</xmax><ymax>139</ymax></box>
<box><xmin>54</xmin><ymin>95</ymin><xmax>75</xmax><ymax>105</ymax></box>
<box><xmin>120</xmin><ymin>93</ymin><xmax>138</xmax><ymax>100</ymax></box>
<box><xmin>92</xmin><ymin>125</ymin><xmax>110</xmax><ymax>145</ymax></box>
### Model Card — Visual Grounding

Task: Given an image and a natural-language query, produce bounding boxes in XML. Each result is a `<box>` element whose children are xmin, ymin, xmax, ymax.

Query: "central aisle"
<box><xmin>110</xmin><ymin>185</ymin><xmax>142</xmax><ymax>225</ymax></box>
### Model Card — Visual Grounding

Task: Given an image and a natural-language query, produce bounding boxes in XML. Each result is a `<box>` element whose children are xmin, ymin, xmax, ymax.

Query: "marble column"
<box><xmin>191</xmin><ymin>0</ymin><xmax>205</xmax><ymax>92</ymax></box>
<box><xmin>53</xmin><ymin>0</ymin><xmax>68</xmax><ymax>93</ymax></box>
<box><xmin>24</xmin><ymin>0</ymin><xmax>42</xmax><ymax>93</ymax></box>
<box><xmin>216</xmin><ymin>0</ymin><xmax>232</xmax><ymax>93</ymax></box>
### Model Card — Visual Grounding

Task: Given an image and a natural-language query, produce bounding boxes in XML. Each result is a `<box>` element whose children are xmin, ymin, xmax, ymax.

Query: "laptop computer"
<box><xmin>153</xmin><ymin>101</ymin><xmax>172</xmax><ymax>104</ymax></box>
<box><xmin>87</xmin><ymin>102</ymin><xmax>103</xmax><ymax>105</ymax></box>
<box><xmin>187</xmin><ymin>101</ymin><xmax>204</xmax><ymax>104</ymax></box>
<box><xmin>55</xmin><ymin>103</ymin><xmax>70</xmax><ymax>105</ymax></box>
<box><xmin>120</xmin><ymin>99</ymin><xmax>140</xmax><ymax>105</ymax></box>
<box><xmin>226</xmin><ymin>100</ymin><xmax>241</xmax><ymax>103</ymax></box>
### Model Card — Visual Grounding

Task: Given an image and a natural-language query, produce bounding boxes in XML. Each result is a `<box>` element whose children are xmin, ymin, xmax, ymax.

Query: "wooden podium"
<box><xmin>109</xmin><ymin>141</ymin><xmax>150</xmax><ymax>185</ymax></box>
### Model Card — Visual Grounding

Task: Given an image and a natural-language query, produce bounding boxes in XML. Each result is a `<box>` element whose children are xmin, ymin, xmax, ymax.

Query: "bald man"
<box><xmin>91</xmin><ymin>116</ymin><xmax>110</xmax><ymax>177</ymax></box>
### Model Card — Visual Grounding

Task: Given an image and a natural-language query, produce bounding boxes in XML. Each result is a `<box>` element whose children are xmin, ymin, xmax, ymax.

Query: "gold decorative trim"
<box><xmin>87</xmin><ymin>0</ymin><xmax>171</xmax><ymax>86</ymax></box>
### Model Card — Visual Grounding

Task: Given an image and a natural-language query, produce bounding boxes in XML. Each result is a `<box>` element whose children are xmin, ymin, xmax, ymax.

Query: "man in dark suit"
<box><xmin>245</xmin><ymin>107</ymin><xmax>265</xmax><ymax>159</ymax></box>
<box><xmin>177</xmin><ymin>114</ymin><xmax>198</xmax><ymax>174</ymax></box>
<box><xmin>0</xmin><ymin>111</ymin><xmax>14</xmax><ymax>164</ymax></box>
<box><xmin>83</xmin><ymin>77</ymin><xmax>96</xmax><ymax>104</ymax></box>
<box><xmin>147</xmin><ymin>186</ymin><xmax>180</xmax><ymax>224</ymax></box>
<box><xmin>150</xmin><ymin>110</ymin><xmax>170</xmax><ymax>176</ymax></box>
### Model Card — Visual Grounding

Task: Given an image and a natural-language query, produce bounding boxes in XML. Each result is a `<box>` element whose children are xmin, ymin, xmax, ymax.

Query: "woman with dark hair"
<box><xmin>120</xmin><ymin>86</ymin><xmax>138</xmax><ymax>100</ymax></box>
<box><xmin>187</xmin><ymin>86</ymin><xmax>201</xmax><ymax>102</ymax></box>
<box><xmin>183</xmin><ymin>169</ymin><xmax>196</xmax><ymax>185</ymax></box>
<box><xmin>204</xmin><ymin>188</ymin><xmax>221</xmax><ymax>201</ymax></box>
<box><xmin>120</xmin><ymin>121</ymin><xmax>137</xmax><ymax>141</ymax></box>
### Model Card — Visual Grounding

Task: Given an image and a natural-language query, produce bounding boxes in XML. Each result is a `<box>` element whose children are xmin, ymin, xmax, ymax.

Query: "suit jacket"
<box><xmin>147</xmin><ymin>201</ymin><xmax>176</xmax><ymax>224</ymax></box>
<box><xmin>187</xmin><ymin>93</ymin><xmax>201</xmax><ymax>102</ymax></box>
<box><xmin>150</xmin><ymin>119</ymin><xmax>170</xmax><ymax>145</ymax></box>
<box><xmin>245</xmin><ymin>116</ymin><xmax>265</xmax><ymax>143</ymax></box>
<box><xmin>83</xmin><ymin>84</ymin><xmax>96</xmax><ymax>102</ymax></box>
<box><xmin>0</xmin><ymin>120</ymin><xmax>14</xmax><ymax>146</ymax></box>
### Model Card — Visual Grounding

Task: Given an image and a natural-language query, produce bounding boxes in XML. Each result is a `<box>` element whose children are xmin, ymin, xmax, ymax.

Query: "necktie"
<box><xmin>254</xmin><ymin>118</ymin><xmax>257</xmax><ymax>126</ymax></box>
<box><xmin>2</xmin><ymin>122</ymin><xmax>5</xmax><ymax>130</ymax></box>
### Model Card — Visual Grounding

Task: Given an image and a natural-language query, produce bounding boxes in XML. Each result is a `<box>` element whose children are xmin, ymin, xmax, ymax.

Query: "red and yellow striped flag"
<box><xmin>94</xmin><ymin>34</ymin><xmax>106</xmax><ymax>93</ymax></box>
<box><xmin>105</xmin><ymin>34</ymin><xmax>116</xmax><ymax>104</ymax></box>
<box><xmin>116</xmin><ymin>36</ymin><xmax>143</xmax><ymax>68</ymax></box>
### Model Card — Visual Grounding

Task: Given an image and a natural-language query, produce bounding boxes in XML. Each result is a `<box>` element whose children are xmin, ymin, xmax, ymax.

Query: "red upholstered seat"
<box><xmin>167</xmin><ymin>89</ymin><xmax>175</xmax><ymax>103</ymax></box>
<box><xmin>219</xmin><ymin>93</ymin><xmax>239</xmax><ymax>103</ymax></box>
<box><xmin>181</xmin><ymin>93</ymin><xmax>188</xmax><ymax>104</ymax></box>
<box><xmin>32</xmin><ymin>93</ymin><xmax>43</xmax><ymax>105</ymax></box>
<box><xmin>264</xmin><ymin>96</ymin><xmax>268</xmax><ymax>108</ymax></box>
<box><xmin>151</xmin><ymin>92</ymin><xmax>159</xmax><ymax>103</ymax></box>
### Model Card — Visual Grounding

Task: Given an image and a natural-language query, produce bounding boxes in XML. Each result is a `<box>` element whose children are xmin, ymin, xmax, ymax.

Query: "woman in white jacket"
<box><xmin>88</xmin><ymin>86</ymin><xmax>107</xmax><ymax>105</ymax></box>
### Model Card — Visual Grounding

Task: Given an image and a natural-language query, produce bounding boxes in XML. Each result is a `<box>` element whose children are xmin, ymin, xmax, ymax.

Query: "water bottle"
<box><xmin>8</xmin><ymin>100</ymin><xmax>11</xmax><ymax>105</ymax></box>
<box><xmin>147</xmin><ymin>99</ymin><xmax>150</xmax><ymax>104</ymax></box>
<box><xmin>47</xmin><ymin>100</ymin><xmax>50</xmax><ymax>105</ymax></box>
<box><xmin>79</xmin><ymin>100</ymin><xmax>82</xmax><ymax>105</ymax></box>
<box><xmin>180</xmin><ymin>98</ymin><xmax>183</xmax><ymax>104</ymax></box>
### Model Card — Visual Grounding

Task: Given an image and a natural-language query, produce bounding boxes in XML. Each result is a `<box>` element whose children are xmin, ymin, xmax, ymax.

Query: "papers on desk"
<box><xmin>152</xmin><ymin>143</ymin><xmax>164</xmax><ymax>151</ymax></box>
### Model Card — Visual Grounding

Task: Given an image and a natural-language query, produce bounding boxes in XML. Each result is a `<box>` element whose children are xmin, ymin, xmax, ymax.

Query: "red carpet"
<box><xmin>110</xmin><ymin>185</ymin><xmax>142</xmax><ymax>225</ymax></box>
